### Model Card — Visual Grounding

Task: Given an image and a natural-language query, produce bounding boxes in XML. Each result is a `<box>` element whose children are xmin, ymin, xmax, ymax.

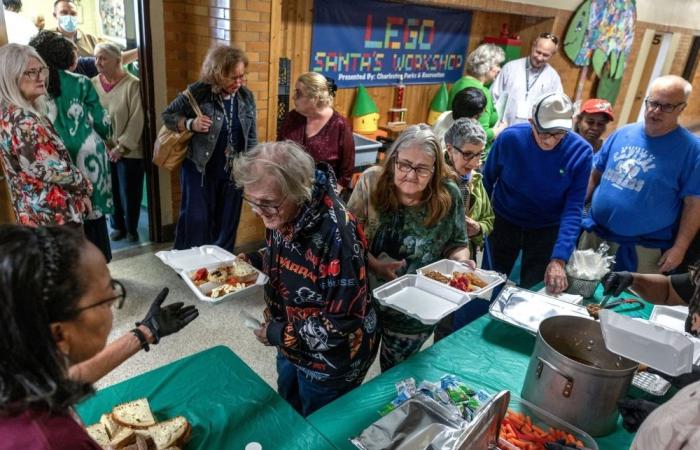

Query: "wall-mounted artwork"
<box><xmin>98</xmin><ymin>0</ymin><xmax>126</xmax><ymax>45</ymax></box>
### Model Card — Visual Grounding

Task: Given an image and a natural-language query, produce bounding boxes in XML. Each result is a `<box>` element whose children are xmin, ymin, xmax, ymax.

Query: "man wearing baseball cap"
<box><xmin>574</xmin><ymin>98</ymin><xmax>614</xmax><ymax>152</ymax></box>
<box><xmin>483</xmin><ymin>92</ymin><xmax>592</xmax><ymax>294</ymax></box>
<box><xmin>581</xmin><ymin>75</ymin><xmax>700</xmax><ymax>274</ymax></box>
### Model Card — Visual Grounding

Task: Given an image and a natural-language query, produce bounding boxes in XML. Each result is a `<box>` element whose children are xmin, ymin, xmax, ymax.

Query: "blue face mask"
<box><xmin>58</xmin><ymin>14</ymin><xmax>78</xmax><ymax>33</ymax></box>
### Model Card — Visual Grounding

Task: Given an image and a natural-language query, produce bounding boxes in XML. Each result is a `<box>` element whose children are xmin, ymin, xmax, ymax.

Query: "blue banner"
<box><xmin>310</xmin><ymin>0</ymin><xmax>472</xmax><ymax>87</ymax></box>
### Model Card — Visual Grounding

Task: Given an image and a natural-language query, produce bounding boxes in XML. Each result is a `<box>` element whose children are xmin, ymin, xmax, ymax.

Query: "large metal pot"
<box><xmin>521</xmin><ymin>315</ymin><xmax>638</xmax><ymax>436</ymax></box>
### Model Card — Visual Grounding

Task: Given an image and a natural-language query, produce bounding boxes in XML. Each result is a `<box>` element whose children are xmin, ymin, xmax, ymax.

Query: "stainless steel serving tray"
<box><xmin>489</xmin><ymin>285</ymin><xmax>592</xmax><ymax>334</ymax></box>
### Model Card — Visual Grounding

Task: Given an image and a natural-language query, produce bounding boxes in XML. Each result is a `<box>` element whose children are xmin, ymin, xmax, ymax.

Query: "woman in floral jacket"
<box><xmin>30</xmin><ymin>31</ymin><xmax>113</xmax><ymax>261</ymax></box>
<box><xmin>0</xmin><ymin>44</ymin><xmax>92</xmax><ymax>227</ymax></box>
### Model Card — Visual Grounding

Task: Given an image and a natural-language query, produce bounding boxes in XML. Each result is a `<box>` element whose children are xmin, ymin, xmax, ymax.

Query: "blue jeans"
<box><xmin>276</xmin><ymin>353</ymin><xmax>357</xmax><ymax>417</ymax></box>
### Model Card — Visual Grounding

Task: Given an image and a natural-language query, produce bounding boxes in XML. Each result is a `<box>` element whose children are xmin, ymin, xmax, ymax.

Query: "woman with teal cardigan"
<box><xmin>448</xmin><ymin>44</ymin><xmax>506</xmax><ymax>157</ymax></box>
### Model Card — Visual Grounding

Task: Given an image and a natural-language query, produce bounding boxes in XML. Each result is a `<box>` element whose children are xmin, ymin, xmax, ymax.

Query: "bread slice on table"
<box><xmin>109</xmin><ymin>427</ymin><xmax>137</xmax><ymax>449</ymax></box>
<box><xmin>99</xmin><ymin>413</ymin><xmax>121</xmax><ymax>438</ymax></box>
<box><xmin>85</xmin><ymin>422</ymin><xmax>111</xmax><ymax>448</ymax></box>
<box><xmin>111</xmin><ymin>398</ymin><xmax>157</xmax><ymax>429</ymax></box>
<box><xmin>148</xmin><ymin>416</ymin><xmax>191</xmax><ymax>450</ymax></box>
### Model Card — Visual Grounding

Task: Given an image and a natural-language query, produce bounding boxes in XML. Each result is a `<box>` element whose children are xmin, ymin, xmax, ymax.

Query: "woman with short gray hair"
<box><xmin>0</xmin><ymin>43</ymin><xmax>92</xmax><ymax>227</ymax></box>
<box><xmin>232</xmin><ymin>141</ymin><xmax>378</xmax><ymax>417</ymax></box>
<box><xmin>448</xmin><ymin>43</ymin><xmax>506</xmax><ymax>157</ymax></box>
<box><xmin>435</xmin><ymin>118</ymin><xmax>494</xmax><ymax>340</ymax></box>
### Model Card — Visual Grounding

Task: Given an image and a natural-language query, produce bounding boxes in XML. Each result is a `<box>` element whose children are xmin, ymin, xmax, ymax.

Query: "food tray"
<box><xmin>155</xmin><ymin>245</ymin><xmax>268</xmax><ymax>303</ymax></box>
<box><xmin>372</xmin><ymin>274</ymin><xmax>464</xmax><ymax>325</ymax></box>
<box><xmin>416</xmin><ymin>259</ymin><xmax>506</xmax><ymax>303</ymax></box>
<box><xmin>489</xmin><ymin>286</ymin><xmax>592</xmax><ymax>335</ymax></box>
<box><xmin>632</xmin><ymin>371</ymin><xmax>671</xmax><ymax>397</ymax></box>
<box><xmin>500</xmin><ymin>395</ymin><xmax>598</xmax><ymax>450</ymax></box>
<box><xmin>599</xmin><ymin>310</ymin><xmax>695</xmax><ymax>376</ymax></box>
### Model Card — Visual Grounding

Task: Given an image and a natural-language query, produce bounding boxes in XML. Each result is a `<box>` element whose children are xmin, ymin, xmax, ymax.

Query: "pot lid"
<box><xmin>599</xmin><ymin>310</ymin><xmax>695</xmax><ymax>377</ymax></box>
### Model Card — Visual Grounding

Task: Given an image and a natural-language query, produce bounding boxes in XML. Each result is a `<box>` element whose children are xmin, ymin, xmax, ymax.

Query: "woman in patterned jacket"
<box><xmin>0</xmin><ymin>44</ymin><xmax>92</xmax><ymax>227</ymax></box>
<box><xmin>233</xmin><ymin>141</ymin><xmax>378</xmax><ymax>417</ymax></box>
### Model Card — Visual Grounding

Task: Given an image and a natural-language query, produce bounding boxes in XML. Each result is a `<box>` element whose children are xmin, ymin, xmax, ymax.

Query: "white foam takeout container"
<box><xmin>599</xmin><ymin>309</ymin><xmax>698</xmax><ymax>377</ymax></box>
<box><xmin>155</xmin><ymin>245</ymin><xmax>268</xmax><ymax>303</ymax></box>
<box><xmin>372</xmin><ymin>274</ymin><xmax>464</xmax><ymax>325</ymax></box>
<box><xmin>416</xmin><ymin>259</ymin><xmax>506</xmax><ymax>305</ymax></box>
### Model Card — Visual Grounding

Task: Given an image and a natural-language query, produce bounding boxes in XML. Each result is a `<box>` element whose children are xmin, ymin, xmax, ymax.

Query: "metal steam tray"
<box><xmin>373</xmin><ymin>274</ymin><xmax>465</xmax><ymax>325</ymax></box>
<box><xmin>489</xmin><ymin>285</ymin><xmax>592</xmax><ymax>335</ymax></box>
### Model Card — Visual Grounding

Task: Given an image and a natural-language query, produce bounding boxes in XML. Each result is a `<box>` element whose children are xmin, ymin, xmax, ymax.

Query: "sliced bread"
<box><xmin>100</xmin><ymin>413</ymin><xmax>121</xmax><ymax>438</ymax></box>
<box><xmin>112</xmin><ymin>398</ymin><xmax>157</xmax><ymax>429</ymax></box>
<box><xmin>148</xmin><ymin>416</ymin><xmax>191</xmax><ymax>450</ymax></box>
<box><xmin>85</xmin><ymin>422</ymin><xmax>110</xmax><ymax>448</ymax></box>
<box><xmin>109</xmin><ymin>426</ymin><xmax>137</xmax><ymax>449</ymax></box>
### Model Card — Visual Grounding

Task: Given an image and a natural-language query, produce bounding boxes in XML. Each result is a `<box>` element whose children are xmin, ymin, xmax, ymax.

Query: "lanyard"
<box><xmin>219</xmin><ymin>93</ymin><xmax>238</xmax><ymax>151</ymax></box>
<box><xmin>525</xmin><ymin>59</ymin><xmax>544</xmax><ymax>99</ymax></box>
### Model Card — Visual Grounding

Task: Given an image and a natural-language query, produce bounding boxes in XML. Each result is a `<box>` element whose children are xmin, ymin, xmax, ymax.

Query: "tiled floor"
<box><xmin>107</xmin><ymin>206</ymin><xmax>151</xmax><ymax>253</ymax></box>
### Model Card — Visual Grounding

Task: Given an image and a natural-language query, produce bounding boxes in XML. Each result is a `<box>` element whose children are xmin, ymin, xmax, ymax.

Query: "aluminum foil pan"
<box><xmin>489</xmin><ymin>286</ymin><xmax>592</xmax><ymax>335</ymax></box>
<box><xmin>350</xmin><ymin>391</ymin><xmax>511</xmax><ymax>450</ymax></box>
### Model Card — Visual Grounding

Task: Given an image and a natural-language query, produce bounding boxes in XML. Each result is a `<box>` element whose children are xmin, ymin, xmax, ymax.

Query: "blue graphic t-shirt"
<box><xmin>591</xmin><ymin>123</ymin><xmax>700</xmax><ymax>237</ymax></box>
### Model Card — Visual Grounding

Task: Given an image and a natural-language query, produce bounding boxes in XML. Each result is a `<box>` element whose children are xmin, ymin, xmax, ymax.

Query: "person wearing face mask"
<box><xmin>482</xmin><ymin>93</ymin><xmax>592</xmax><ymax>294</ymax></box>
<box><xmin>52</xmin><ymin>0</ymin><xmax>98</xmax><ymax>58</ymax></box>
<box><xmin>580</xmin><ymin>75</ymin><xmax>700</xmax><ymax>275</ymax></box>
<box><xmin>490</xmin><ymin>32</ymin><xmax>563</xmax><ymax>126</ymax></box>
<box><xmin>162</xmin><ymin>44</ymin><xmax>257</xmax><ymax>252</ymax></box>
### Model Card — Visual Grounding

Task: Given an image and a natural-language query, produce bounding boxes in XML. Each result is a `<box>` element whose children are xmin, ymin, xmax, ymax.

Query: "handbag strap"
<box><xmin>183</xmin><ymin>89</ymin><xmax>203</xmax><ymax>117</ymax></box>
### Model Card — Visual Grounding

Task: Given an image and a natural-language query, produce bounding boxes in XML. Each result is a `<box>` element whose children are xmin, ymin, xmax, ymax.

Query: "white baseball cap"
<box><xmin>531</xmin><ymin>92</ymin><xmax>574</xmax><ymax>133</ymax></box>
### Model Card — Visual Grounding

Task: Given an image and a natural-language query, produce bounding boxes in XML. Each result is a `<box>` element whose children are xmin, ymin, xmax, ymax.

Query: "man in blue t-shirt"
<box><xmin>483</xmin><ymin>93</ymin><xmax>592</xmax><ymax>294</ymax></box>
<box><xmin>581</xmin><ymin>75</ymin><xmax>700</xmax><ymax>274</ymax></box>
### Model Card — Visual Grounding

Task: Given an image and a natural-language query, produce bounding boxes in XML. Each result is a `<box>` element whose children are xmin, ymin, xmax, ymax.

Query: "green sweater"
<box><xmin>447</xmin><ymin>76</ymin><xmax>498</xmax><ymax>154</ymax></box>
<box><xmin>459</xmin><ymin>171</ymin><xmax>494</xmax><ymax>253</ymax></box>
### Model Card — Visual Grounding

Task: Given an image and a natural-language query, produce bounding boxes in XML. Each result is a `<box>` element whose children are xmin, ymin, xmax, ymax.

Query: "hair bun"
<box><xmin>324</xmin><ymin>77</ymin><xmax>337</xmax><ymax>97</ymax></box>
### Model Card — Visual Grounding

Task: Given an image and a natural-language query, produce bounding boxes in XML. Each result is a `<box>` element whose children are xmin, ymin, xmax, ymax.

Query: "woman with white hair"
<box><xmin>30</xmin><ymin>30</ymin><xmax>113</xmax><ymax>261</ymax></box>
<box><xmin>0</xmin><ymin>43</ymin><xmax>92</xmax><ymax>226</ymax></box>
<box><xmin>448</xmin><ymin>44</ymin><xmax>507</xmax><ymax>156</ymax></box>
<box><xmin>232</xmin><ymin>141</ymin><xmax>377</xmax><ymax>416</ymax></box>
<box><xmin>278</xmin><ymin>72</ymin><xmax>355</xmax><ymax>190</ymax></box>
<box><xmin>348</xmin><ymin>124</ymin><xmax>472</xmax><ymax>372</ymax></box>
<box><xmin>92</xmin><ymin>42</ymin><xmax>145</xmax><ymax>243</ymax></box>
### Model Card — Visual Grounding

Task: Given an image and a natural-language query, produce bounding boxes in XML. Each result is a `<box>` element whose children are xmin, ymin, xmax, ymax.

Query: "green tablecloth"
<box><xmin>76</xmin><ymin>346</ymin><xmax>334</xmax><ymax>450</ymax></box>
<box><xmin>308</xmin><ymin>284</ymin><xmax>649</xmax><ymax>450</ymax></box>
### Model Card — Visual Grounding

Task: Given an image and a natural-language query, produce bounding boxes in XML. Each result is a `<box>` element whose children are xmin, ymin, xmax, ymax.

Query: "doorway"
<box><xmin>0</xmin><ymin>0</ymin><xmax>162</xmax><ymax>252</ymax></box>
<box><xmin>629</xmin><ymin>32</ymin><xmax>673</xmax><ymax>122</ymax></box>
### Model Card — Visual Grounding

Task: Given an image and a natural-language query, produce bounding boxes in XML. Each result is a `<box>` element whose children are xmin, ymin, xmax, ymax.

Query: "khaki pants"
<box><xmin>578</xmin><ymin>231</ymin><xmax>663</xmax><ymax>274</ymax></box>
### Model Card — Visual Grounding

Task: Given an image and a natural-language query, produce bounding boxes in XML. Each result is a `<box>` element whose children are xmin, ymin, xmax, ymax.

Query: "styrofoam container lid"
<box><xmin>599</xmin><ymin>309</ymin><xmax>694</xmax><ymax>376</ymax></box>
<box><xmin>155</xmin><ymin>245</ymin><xmax>236</xmax><ymax>272</ymax></box>
<box><xmin>372</xmin><ymin>274</ymin><xmax>461</xmax><ymax>325</ymax></box>
<box><xmin>649</xmin><ymin>305</ymin><xmax>700</xmax><ymax>365</ymax></box>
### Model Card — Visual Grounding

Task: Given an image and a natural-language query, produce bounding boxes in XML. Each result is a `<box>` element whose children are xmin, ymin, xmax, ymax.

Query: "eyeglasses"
<box><xmin>644</xmin><ymin>98</ymin><xmax>685</xmax><ymax>113</ymax></box>
<box><xmin>537</xmin><ymin>129</ymin><xmax>567</xmax><ymax>139</ymax></box>
<box><xmin>73</xmin><ymin>280</ymin><xmax>126</xmax><ymax>314</ymax></box>
<box><xmin>243</xmin><ymin>194</ymin><xmax>287</xmax><ymax>215</ymax></box>
<box><xmin>293</xmin><ymin>89</ymin><xmax>305</xmax><ymax>100</ymax></box>
<box><xmin>451</xmin><ymin>145</ymin><xmax>483</xmax><ymax>161</ymax></box>
<box><xmin>23</xmin><ymin>66</ymin><xmax>49</xmax><ymax>81</ymax></box>
<box><xmin>225</xmin><ymin>73</ymin><xmax>247</xmax><ymax>83</ymax></box>
<box><xmin>538</xmin><ymin>32</ymin><xmax>559</xmax><ymax>45</ymax></box>
<box><xmin>395</xmin><ymin>159</ymin><xmax>434</xmax><ymax>178</ymax></box>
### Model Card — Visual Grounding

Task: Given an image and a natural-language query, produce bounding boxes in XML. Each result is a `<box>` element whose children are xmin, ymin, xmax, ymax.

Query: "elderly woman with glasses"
<box><xmin>232</xmin><ymin>141</ymin><xmax>377</xmax><ymax>416</ymax></box>
<box><xmin>447</xmin><ymin>44</ymin><xmax>507</xmax><ymax>156</ymax></box>
<box><xmin>0</xmin><ymin>44</ymin><xmax>92</xmax><ymax>227</ymax></box>
<box><xmin>0</xmin><ymin>225</ymin><xmax>198</xmax><ymax>447</ymax></box>
<box><xmin>278</xmin><ymin>72</ymin><xmax>354</xmax><ymax>191</ymax></box>
<box><xmin>162</xmin><ymin>44</ymin><xmax>257</xmax><ymax>251</ymax></box>
<box><xmin>347</xmin><ymin>124</ymin><xmax>472</xmax><ymax>372</ymax></box>
<box><xmin>29</xmin><ymin>30</ymin><xmax>114</xmax><ymax>261</ymax></box>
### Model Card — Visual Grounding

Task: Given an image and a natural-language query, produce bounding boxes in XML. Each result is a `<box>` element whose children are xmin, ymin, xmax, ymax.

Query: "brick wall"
<box><xmin>162</xmin><ymin>0</ymin><xmax>268</xmax><ymax>247</ymax></box>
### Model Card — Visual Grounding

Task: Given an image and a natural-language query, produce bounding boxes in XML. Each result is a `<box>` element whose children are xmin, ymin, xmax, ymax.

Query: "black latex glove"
<box><xmin>136</xmin><ymin>288</ymin><xmax>199</xmax><ymax>344</ymax></box>
<box><xmin>602</xmin><ymin>271</ymin><xmax>634</xmax><ymax>297</ymax></box>
<box><xmin>544</xmin><ymin>440</ymin><xmax>581</xmax><ymax>450</ymax></box>
<box><xmin>617</xmin><ymin>398</ymin><xmax>659</xmax><ymax>432</ymax></box>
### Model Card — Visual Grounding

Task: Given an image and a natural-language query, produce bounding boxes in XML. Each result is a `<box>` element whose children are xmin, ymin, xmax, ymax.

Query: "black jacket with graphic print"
<box><xmin>248</xmin><ymin>164</ymin><xmax>378</xmax><ymax>386</ymax></box>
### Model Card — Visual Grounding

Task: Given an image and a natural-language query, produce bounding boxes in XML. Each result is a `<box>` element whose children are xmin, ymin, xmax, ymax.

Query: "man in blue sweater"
<box><xmin>483</xmin><ymin>93</ymin><xmax>592</xmax><ymax>293</ymax></box>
